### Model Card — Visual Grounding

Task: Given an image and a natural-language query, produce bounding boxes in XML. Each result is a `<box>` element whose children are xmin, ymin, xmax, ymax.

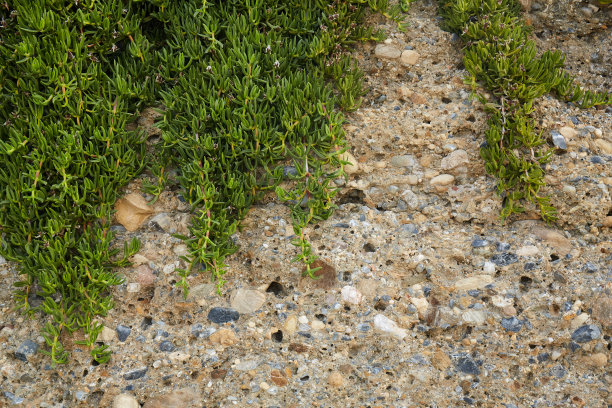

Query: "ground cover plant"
<box><xmin>438</xmin><ymin>0</ymin><xmax>612</xmax><ymax>222</ymax></box>
<box><xmin>0</xmin><ymin>0</ymin><xmax>407</xmax><ymax>365</ymax></box>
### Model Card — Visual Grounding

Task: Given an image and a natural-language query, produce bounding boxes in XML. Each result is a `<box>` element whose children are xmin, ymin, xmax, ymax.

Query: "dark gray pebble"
<box><xmin>537</xmin><ymin>352</ymin><xmax>550</xmax><ymax>363</ymax></box>
<box><xmin>583</xmin><ymin>262</ymin><xmax>597</xmax><ymax>273</ymax></box>
<box><xmin>456</xmin><ymin>356</ymin><xmax>481</xmax><ymax>375</ymax></box>
<box><xmin>501</xmin><ymin>317</ymin><xmax>523</xmax><ymax>332</ymax></box>
<box><xmin>490</xmin><ymin>253</ymin><xmax>518</xmax><ymax>266</ymax></box>
<box><xmin>15</xmin><ymin>339</ymin><xmax>38</xmax><ymax>362</ymax></box>
<box><xmin>208</xmin><ymin>307</ymin><xmax>240</xmax><ymax>324</ymax></box>
<box><xmin>116</xmin><ymin>325</ymin><xmax>131</xmax><ymax>342</ymax></box>
<box><xmin>496</xmin><ymin>242</ymin><xmax>510</xmax><ymax>251</ymax></box>
<box><xmin>590</xmin><ymin>156</ymin><xmax>604</xmax><ymax>164</ymax></box>
<box><xmin>124</xmin><ymin>367</ymin><xmax>148</xmax><ymax>380</ymax></box>
<box><xmin>571</xmin><ymin>324</ymin><xmax>601</xmax><ymax>343</ymax></box>
<box><xmin>159</xmin><ymin>340</ymin><xmax>176</xmax><ymax>352</ymax></box>
<box><xmin>549</xmin><ymin>364</ymin><xmax>567</xmax><ymax>378</ymax></box>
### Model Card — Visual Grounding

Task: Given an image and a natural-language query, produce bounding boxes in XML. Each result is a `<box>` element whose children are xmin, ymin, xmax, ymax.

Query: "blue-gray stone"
<box><xmin>524</xmin><ymin>262</ymin><xmax>536</xmax><ymax>271</ymax></box>
<box><xmin>357</xmin><ymin>323</ymin><xmax>370</xmax><ymax>332</ymax></box>
<box><xmin>116</xmin><ymin>325</ymin><xmax>131</xmax><ymax>342</ymax></box>
<box><xmin>124</xmin><ymin>367</ymin><xmax>148</xmax><ymax>380</ymax></box>
<box><xmin>208</xmin><ymin>307</ymin><xmax>239</xmax><ymax>324</ymax></box>
<box><xmin>467</xmin><ymin>289</ymin><xmax>481</xmax><ymax>298</ymax></box>
<box><xmin>75</xmin><ymin>390</ymin><xmax>87</xmax><ymax>401</ymax></box>
<box><xmin>551</xmin><ymin>131</ymin><xmax>567</xmax><ymax>150</ymax></box>
<box><xmin>537</xmin><ymin>352</ymin><xmax>550</xmax><ymax>363</ymax></box>
<box><xmin>583</xmin><ymin>262</ymin><xmax>597</xmax><ymax>273</ymax></box>
<box><xmin>471</xmin><ymin>238</ymin><xmax>488</xmax><ymax>248</ymax></box>
<box><xmin>590</xmin><ymin>156</ymin><xmax>604</xmax><ymax>164</ymax></box>
<box><xmin>501</xmin><ymin>317</ymin><xmax>522</xmax><ymax>332</ymax></box>
<box><xmin>496</xmin><ymin>242</ymin><xmax>510</xmax><ymax>251</ymax></box>
<box><xmin>15</xmin><ymin>339</ymin><xmax>38</xmax><ymax>362</ymax></box>
<box><xmin>3</xmin><ymin>391</ymin><xmax>24</xmax><ymax>404</ymax></box>
<box><xmin>490</xmin><ymin>253</ymin><xmax>518</xmax><ymax>266</ymax></box>
<box><xmin>283</xmin><ymin>166</ymin><xmax>298</xmax><ymax>178</ymax></box>
<box><xmin>456</xmin><ymin>356</ymin><xmax>481</xmax><ymax>375</ymax></box>
<box><xmin>571</xmin><ymin>324</ymin><xmax>601</xmax><ymax>343</ymax></box>
<box><xmin>159</xmin><ymin>340</ymin><xmax>175</xmax><ymax>352</ymax></box>
<box><xmin>549</xmin><ymin>364</ymin><xmax>567</xmax><ymax>378</ymax></box>
<box><xmin>568</xmin><ymin>341</ymin><xmax>581</xmax><ymax>352</ymax></box>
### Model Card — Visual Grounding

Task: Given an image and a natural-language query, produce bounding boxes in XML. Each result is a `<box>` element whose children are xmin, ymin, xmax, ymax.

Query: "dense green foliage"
<box><xmin>438</xmin><ymin>0</ymin><xmax>612</xmax><ymax>222</ymax></box>
<box><xmin>0</xmin><ymin>0</ymin><xmax>406</xmax><ymax>364</ymax></box>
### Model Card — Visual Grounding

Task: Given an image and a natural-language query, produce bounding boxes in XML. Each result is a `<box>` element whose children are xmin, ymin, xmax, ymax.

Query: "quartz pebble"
<box><xmin>373</xmin><ymin>314</ymin><xmax>407</xmax><ymax>340</ymax></box>
<box><xmin>230</xmin><ymin>288</ymin><xmax>266</xmax><ymax>314</ymax></box>
<box><xmin>341</xmin><ymin>285</ymin><xmax>362</xmax><ymax>304</ymax></box>
<box><xmin>400</xmin><ymin>50</ymin><xmax>420</xmax><ymax>65</ymax></box>
<box><xmin>374</xmin><ymin>44</ymin><xmax>401</xmax><ymax>59</ymax></box>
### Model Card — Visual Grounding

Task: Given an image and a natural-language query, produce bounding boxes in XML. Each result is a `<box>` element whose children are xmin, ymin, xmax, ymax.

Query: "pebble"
<box><xmin>455</xmin><ymin>355</ymin><xmax>481</xmax><ymax>375</ymax></box>
<box><xmin>159</xmin><ymin>340</ymin><xmax>176</xmax><ymax>352</ymax></box>
<box><xmin>582</xmin><ymin>262</ymin><xmax>597</xmax><ymax>273</ymax></box>
<box><xmin>142</xmin><ymin>387</ymin><xmax>201</xmax><ymax>408</ymax></box>
<box><xmin>490</xmin><ymin>253</ymin><xmax>518</xmax><ymax>266</ymax></box>
<box><xmin>471</xmin><ymin>238</ymin><xmax>488</xmax><ymax>248</ymax></box>
<box><xmin>441</xmin><ymin>149</ymin><xmax>469</xmax><ymax>170</ymax></box>
<box><xmin>400</xmin><ymin>50</ymin><xmax>420</xmax><ymax>65</ymax></box>
<box><xmin>462</xmin><ymin>310</ymin><xmax>486</xmax><ymax>325</ymax></box>
<box><xmin>15</xmin><ymin>339</ymin><xmax>38</xmax><ymax>362</ymax></box>
<box><xmin>591</xmin><ymin>293</ymin><xmax>611</xmax><ymax>328</ymax></box>
<box><xmin>593</xmin><ymin>138</ymin><xmax>612</xmax><ymax>154</ymax></box>
<box><xmin>116</xmin><ymin>325</ymin><xmax>131</xmax><ymax>342</ymax></box>
<box><xmin>453</xmin><ymin>275</ymin><xmax>494</xmax><ymax>291</ymax></box>
<box><xmin>430</xmin><ymin>174</ymin><xmax>455</xmax><ymax>186</ymax></box>
<box><xmin>113</xmin><ymin>394</ymin><xmax>140</xmax><ymax>408</ymax></box>
<box><xmin>389</xmin><ymin>154</ymin><xmax>416</xmax><ymax>168</ymax></box>
<box><xmin>373</xmin><ymin>314</ymin><xmax>408</xmax><ymax>340</ymax></box>
<box><xmin>270</xmin><ymin>369</ymin><xmax>288</xmax><ymax>387</ymax></box>
<box><xmin>550</xmin><ymin>364</ymin><xmax>567</xmax><ymax>378</ymax></box>
<box><xmin>187</xmin><ymin>283</ymin><xmax>215</xmax><ymax>307</ymax></box>
<box><xmin>208</xmin><ymin>307</ymin><xmax>240</xmax><ymax>324</ymax></box>
<box><xmin>341</xmin><ymin>285</ymin><xmax>362</xmax><ymax>304</ymax></box>
<box><xmin>583</xmin><ymin>353</ymin><xmax>608</xmax><ymax>368</ymax></box>
<box><xmin>135</xmin><ymin>264</ymin><xmax>156</xmax><ymax>287</ymax></box>
<box><xmin>328</xmin><ymin>371</ymin><xmax>344</xmax><ymax>387</ymax></box>
<box><xmin>501</xmin><ymin>317</ymin><xmax>523</xmax><ymax>332</ymax></box>
<box><xmin>374</xmin><ymin>44</ymin><xmax>401</xmax><ymax>59</ymax></box>
<box><xmin>483</xmin><ymin>261</ymin><xmax>496</xmax><ymax>274</ymax></box>
<box><xmin>340</xmin><ymin>151</ymin><xmax>360</xmax><ymax>175</ymax></box>
<box><xmin>124</xmin><ymin>367</ymin><xmax>148</xmax><ymax>380</ymax></box>
<box><xmin>99</xmin><ymin>326</ymin><xmax>116</xmax><ymax>342</ymax></box>
<box><xmin>432</xmin><ymin>350</ymin><xmax>451</xmax><ymax>370</ymax></box>
<box><xmin>551</xmin><ymin>131</ymin><xmax>567</xmax><ymax>150</ymax></box>
<box><xmin>284</xmin><ymin>315</ymin><xmax>298</xmax><ymax>336</ymax></box>
<box><xmin>3</xmin><ymin>391</ymin><xmax>24</xmax><ymax>405</ymax></box>
<box><xmin>209</xmin><ymin>328</ymin><xmax>237</xmax><ymax>346</ymax></box>
<box><xmin>571</xmin><ymin>324</ymin><xmax>601</xmax><ymax>343</ymax></box>
<box><xmin>517</xmin><ymin>245</ymin><xmax>539</xmax><ymax>256</ymax></box>
<box><xmin>150</xmin><ymin>213</ymin><xmax>174</xmax><ymax>233</ymax></box>
<box><xmin>558</xmin><ymin>126</ymin><xmax>578</xmax><ymax>140</ymax></box>
<box><xmin>230</xmin><ymin>288</ymin><xmax>266</xmax><ymax>314</ymax></box>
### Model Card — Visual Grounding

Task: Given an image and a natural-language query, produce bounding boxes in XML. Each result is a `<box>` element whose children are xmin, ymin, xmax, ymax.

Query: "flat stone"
<box><xmin>441</xmin><ymin>149</ymin><xmax>469</xmax><ymax>170</ymax></box>
<box><xmin>462</xmin><ymin>310</ymin><xmax>486</xmax><ymax>325</ymax></box>
<box><xmin>142</xmin><ymin>387</ymin><xmax>201</xmax><ymax>408</ymax></box>
<box><xmin>432</xmin><ymin>350</ymin><xmax>451</xmax><ymax>370</ymax></box>
<box><xmin>374</xmin><ymin>44</ymin><xmax>401</xmax><ymax>59</ymax></box>
<box><xmin>99</xmin><ymin>326</ymin><xmax>115</xmax><ymax>342</ymax></box>
<box><xmin>149</xmin><ymin>213</ymin><xmax>174</xmax><ymax>233</ymax></box>
<box><xmin>114</xmin><ymin>193</ymin><xmax>155</xmax><ymax>231</ymax></box>
<box><xmin>571</xmin><ymin>324</ymin><xmax>601</xmax><ymax>343</ymax></box>
<box><xmin>558</xmin><ymin>126</ymin><xmax>578</xmax><ymax>140</ymax></box>
<box><xmin>490</xmin><ymin>253</ymin><xmax>518</xmax><ymax>266</ymax></box>
<box><xmin>430</xmin><ymin>174</ymin><xmax>455</xmax><ymax>186</ymax></box>
<box><xmin>208</xmin><ymin>307</ymin><xmax>240</xmax><ymax>324</ymax></box>
<box><xmin>517</xmin><ymin>245</ymin><xmax>539</xmax><ymax>257</ymax></box>
<box><xmin>113</xmin><ymin>394</ymin><xmax>140</xmax><ymax>408</ymax></box>
<box><xmin>453</xmin><ymin>275</ymin><xmax>494</xmax><ymax>291</ymax></box>
<box><xmin>501</xmin><ymin>317</ymin><xmax>523</xmax><ymax>332</ymax></box>
<box><xmin>455</xmin><ymin>355</ymin><xmax>481</xmax><ymax>375</ymax></box>
<box><xmin>116</xmin><ymin>325</ymin><xmax>131</xmax><ymax>342</ymax></box>
<box><xmin>400</xmin><ymin>50</ymin><xmax>420</xmax><ymax>65</ymax></box>
<box><xmin>124</xmin><ymin>367</ymin><xmax>148</xmax><ymax>380</ymax></box>
<box><xmin>230</xmin><ymin>288</ymin><xmax>266</xmax><ymax>314</ymax></box>
<box><xmin>187</xmin><ymin>283</ymin><xmax>216</xmax><ymax>307</ymax></box>
<box><xmin>390</xmin><ymin>154</ymin><xmax>416</xmax><ymax>168</ymax></box>
<box><xmin>591</xmin><ymin>293</ymin><xmax>611</xmax><ymax>329</ymax></box>
<box><xmin>593</xmin><ymin>138</ymin><xmax>612</xmax><ymax>154</ymax></box>
<box><xmin>532</xmin><ymin>227</ymin><xmax>571</xmax><ymax>255</ymax></box>
<box><xmin>15</xmin><ymin>339</ymin><xmax>38</xmax><ymax>362</ymax></box>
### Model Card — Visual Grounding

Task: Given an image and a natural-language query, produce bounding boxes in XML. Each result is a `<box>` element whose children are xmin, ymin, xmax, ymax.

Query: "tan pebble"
<box><xmin>284</xmin><ymin>315</ymin><xmax>298</xmax><ymax>336</ymax></box>
<box><xmin>209</xmin><ymin>328</ymin><xmax>237</xmax><ymax>347</ymax></box>
<box><xmin>99</xmin><ymin>326</ymin><xmax>115</xmax><ymax>342</ymax></box>
<box><xmin>594</xmin><ymin>138</ymin><xmax>612</xmax><ymax>155</ymax></box>
<box><xmin>328</xmin><ymin>371</ymin><xmax>344</xmax><ymax>387</ymax></box>
<box><xmin>374</xmin><ymin>44</ymin><xmax>401</xmax><ymax>59</ymax></box>
<box><xmin>502</xmin><ymin>306</ymin><xmax>517</xmax><ymax>317</ymax></box>
<box><xmin>585</xmin><ymin>353</ymin><xmax>608</xmax><ymax>368</ymax></box>
<box><xmin>259</xmin><ymin>381</ymin><xmax>270</xmax><ymax>391</ymax></box>
<box><xmin>400</xmin><ymin>50</ymin><xmax>420</xmax><ymax>66</ymax></box>
<box><xmin>311</xmin><ymin>320</ymin><xmax>325</xmax><ymax>331</ymax></box>
<box><xmin>340</xmin><ymin>151</ymin><xmax>360</xmax><ymax>175</ymax></box>
<box><xmin>432</xmin><ymin>350</ymin><xmax>451</xmax><ymax>370</ymax></box>
<box><xmin>559</xmin><ymin>126</ymin><xmax>578</xmax><ymax>140</ymax></box>
<box><xmin>114</xmin><ymin>193</ymin><xmax>155</xmax><ymax>231</ymax></box>
<box><xmin>270</xmin><ymin>369</ymin><xmax>288</xmax><ymax>386</ymax></box>
<box><xmin>430</xmin><ymin>174</ymin><xmax>455</xmax><ymax>186</ymax></box>
<box><xmin>603</xmin><ymin>216</ymin><xmax>612</xmax><ymax>228</ymax></box>
<box><xmin>453</xmin><ymin>275</ymin><xmax>494</xmax><ymax>291</ymax></box>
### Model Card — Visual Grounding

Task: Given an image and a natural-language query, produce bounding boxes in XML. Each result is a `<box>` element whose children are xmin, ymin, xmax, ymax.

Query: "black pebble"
<box><xmin>124</xmin><ymin>367</ymin><xmax>148</xmax><ymax>380</ymax></box>
<box><xmin>208</xmin><ymin>307</ymin><xmax>240</xmax><ymax>324</ymax></box>
<box><xmin>116</xmin><ymin>325</ymin><xmax>131</xmax><ymax>342</ymax></box>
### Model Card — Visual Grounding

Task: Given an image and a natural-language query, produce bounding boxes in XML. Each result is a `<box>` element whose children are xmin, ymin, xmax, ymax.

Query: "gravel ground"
<box><xmin>1</xmin><ymin>1</ymin><xmax>610</xmax><ymax>407</ymax></box>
